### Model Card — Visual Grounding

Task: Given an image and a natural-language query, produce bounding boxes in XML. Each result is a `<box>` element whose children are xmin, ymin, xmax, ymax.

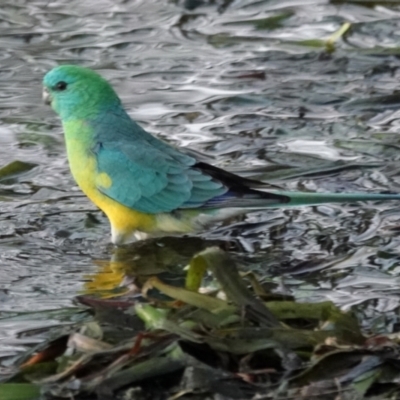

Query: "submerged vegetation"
<box><xmin>5</xmin><ymin>247</ymin><xmax>400</xmax><ymax>399</ymax></box>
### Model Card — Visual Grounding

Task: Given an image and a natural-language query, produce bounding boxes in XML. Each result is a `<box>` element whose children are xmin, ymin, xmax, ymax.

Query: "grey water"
<box><xmin>2</xmin><ymin>0</ymin><xmax>400</xmax><ymax>359</ymax></box>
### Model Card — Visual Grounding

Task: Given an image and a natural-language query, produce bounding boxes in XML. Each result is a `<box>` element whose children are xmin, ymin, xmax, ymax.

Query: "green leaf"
<box><xmin>294</xmin><ymin>39</ymin><xmax>326</xmax><ymax>48</ymax></box>
<box><xmin>92</xmin><ymin>343</ymin><xmax>186</xmax><ymax>393</ymax></box>
<box><xmin>352</xmin><ymin>368</ymin><xmax>381</xmax><ymax>396</ymax></box>
<box><xmin>325</xmin><ymin>22</ymin><xmax>351</xmax><ymax>51</ymax></box>
<box><xmin>224</xmin><ymin>12</ymin><xmax>293</xmax><ymax>31</ymax></box>
<box><xmin>135</xmin><ymin>303</ymin><xmax>202</xmax><ymax>342</ymax></box>
<box><xmin>0</xmin><ymin>383</ymin><xmax>40</xmax><ymax>400</ymax></box>
<box><xmin>0</xmin><ymin>161</ymin><xmax>36</xmax><ymax>182</ymax></box>
<box><xmin>144</xmin><ymin>276</ymin><xmax>234</xmax><ymax>313</ymax></box>
<box><xmin>198</xmin><ymin>247</ymin><xmax>280</xmax><ymax>327</ymax></box>
<box><xmin>185</xmin><ymin>253</ymin><xmax>207</xmax><ymax>292</ymax></box>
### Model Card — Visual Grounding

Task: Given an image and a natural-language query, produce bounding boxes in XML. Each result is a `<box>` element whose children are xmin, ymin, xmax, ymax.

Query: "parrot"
<box><xmin>42</xmin><ymin>65</ymin><xmax>400</xmax><ymax>245</ymax></box>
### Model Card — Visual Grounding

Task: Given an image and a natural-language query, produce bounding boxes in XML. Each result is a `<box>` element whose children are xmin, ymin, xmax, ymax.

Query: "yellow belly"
<box><xmin>88</xmin><ymin>186</ymin><xmax>157</xmax><ymax>243</ymax></box>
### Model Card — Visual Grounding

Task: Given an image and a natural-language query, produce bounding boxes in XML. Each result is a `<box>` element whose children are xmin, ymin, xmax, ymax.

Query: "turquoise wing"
<box><xmin>93</xmin><ymin>140</ymin><xmax>227</xmax><ymax>214</ymax></box>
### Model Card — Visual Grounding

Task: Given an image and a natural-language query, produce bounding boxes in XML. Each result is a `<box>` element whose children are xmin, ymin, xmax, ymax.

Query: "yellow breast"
<box><xmin>63</xmin><ymin>121</ymin><xmax>156</xmax><ymax>244</ymax></box>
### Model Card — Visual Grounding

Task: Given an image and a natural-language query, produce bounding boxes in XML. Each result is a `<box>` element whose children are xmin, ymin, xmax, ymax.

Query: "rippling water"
<box><xmin>2</xmin><ymin>0</ymin><xmax>400</xmax><ymax>359</ymax></box>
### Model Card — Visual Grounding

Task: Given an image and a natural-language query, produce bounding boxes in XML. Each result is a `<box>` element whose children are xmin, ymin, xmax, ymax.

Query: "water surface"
<box><xmin>2</xmin><ymin>0</ymin><xmax>400</xmax><ymax>359</ymax></box>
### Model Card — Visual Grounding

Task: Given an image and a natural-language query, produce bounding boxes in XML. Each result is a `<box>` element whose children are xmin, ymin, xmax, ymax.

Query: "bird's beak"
<box><xmin>42</xmin><ymin>87</ymin><xmax>52</xmax><ymax>105</ymax></box>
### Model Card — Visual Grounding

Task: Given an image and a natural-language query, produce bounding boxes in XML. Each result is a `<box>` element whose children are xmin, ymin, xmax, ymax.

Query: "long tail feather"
<box><xmin>266</xmin><ymin>190</ymin><xmax>400</xmax><ymax>208</ymax></box>
<box><xmin>194</xmin><ymin>190</ymin><xmax>400</xmax><ymax>230</ymax></box>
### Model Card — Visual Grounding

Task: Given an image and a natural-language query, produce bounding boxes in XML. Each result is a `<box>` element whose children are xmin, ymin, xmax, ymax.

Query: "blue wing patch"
<box><xmin>93</xmin><ymin>140</ymin><xmax>227</xmax><ymax>214</ymax></box>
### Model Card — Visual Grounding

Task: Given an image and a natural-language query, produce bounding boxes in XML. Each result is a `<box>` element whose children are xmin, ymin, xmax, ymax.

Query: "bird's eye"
<box><xmin>55</xmin><ymin>81</ymin><xmax>68</xmax><ymax>91</ymax></box>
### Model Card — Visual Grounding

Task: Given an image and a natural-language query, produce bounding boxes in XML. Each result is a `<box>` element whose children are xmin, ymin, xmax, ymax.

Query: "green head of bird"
<box><xmin>42</xmin><ymin>65</ymin><xmax>121</xmax><ymax>121</ymax></box>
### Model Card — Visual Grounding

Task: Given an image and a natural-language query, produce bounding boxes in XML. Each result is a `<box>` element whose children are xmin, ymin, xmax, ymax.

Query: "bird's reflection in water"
<box><xmin>82</xmin><ymin>236</ymin><xmax>227</xmax><ymax>298</ymax></box>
